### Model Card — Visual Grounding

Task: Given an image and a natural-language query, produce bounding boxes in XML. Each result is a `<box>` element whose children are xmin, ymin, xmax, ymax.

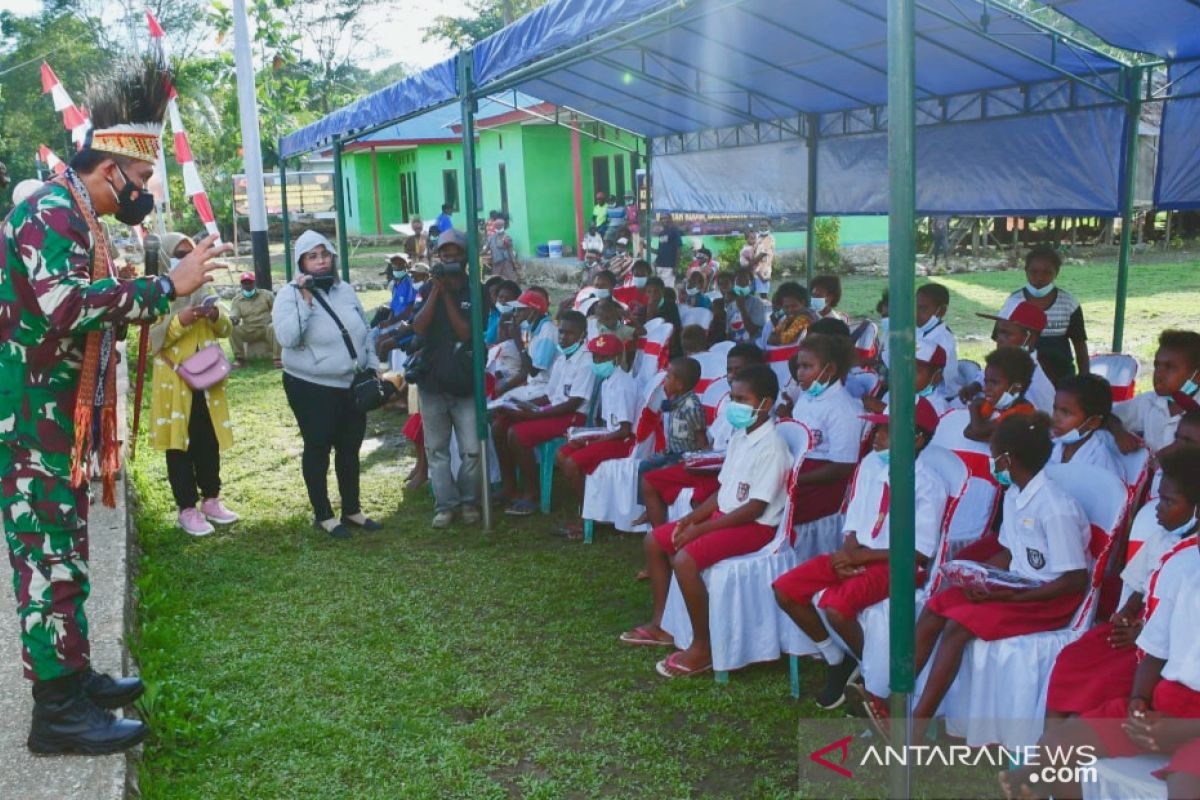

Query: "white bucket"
<box><xmin>548</xmin><ymin>240</ymin><xmax>564</xmax><ymax>258</ymax></box>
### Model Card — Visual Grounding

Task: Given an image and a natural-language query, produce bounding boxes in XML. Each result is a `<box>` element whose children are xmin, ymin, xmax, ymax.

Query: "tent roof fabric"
<box><xmin>1043</xmin><ymin>0</ymin><xmax>1200</xmax><ymax>61</ymax></box>
<box><xmin>338</xmin><ymin>91</ymin><xmax>545</xmax><ymax>149</ymax></box>
<box><xmin>469</xmin><ymin>0</ymin><xmax>1125</xmax><ymax>138</ymax></box>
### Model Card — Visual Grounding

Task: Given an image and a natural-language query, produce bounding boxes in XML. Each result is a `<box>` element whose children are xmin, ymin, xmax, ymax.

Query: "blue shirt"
<box><xmin>389</xmin><ymin>275</ymin><xmax>416</xmax><ymax>317</ymax></box>
<box><xmin>684</xmin><ymin>292</ymin><xmax>712</xmax><ymax>309</ymax></box>
<box><xmin>435</xmin><ymin>213</ymin><xmax>453</xmax><ymax>234</ymax></box>
<box><xmin>485</xmin><ymin>308</ymin><xmax>501</xmax><ymax>346</ymax></box>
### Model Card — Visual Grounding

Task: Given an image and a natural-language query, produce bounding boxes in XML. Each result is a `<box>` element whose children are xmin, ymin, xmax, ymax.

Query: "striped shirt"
<box><xmin>665</xmin><ymin>391</ymin><xmax>708</xmax><ymax>454</ymax></box>
<box><xmin>1001</xmin><ymin>287</ymin><xmax>1086</xmax><ymax>371</ymax></box>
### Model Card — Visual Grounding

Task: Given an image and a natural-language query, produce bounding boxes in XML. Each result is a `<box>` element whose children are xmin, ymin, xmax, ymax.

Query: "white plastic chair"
<box><xmin>957</xmin><ymin>360</ymin><xmax>983</xmax><ymax>393</ymax></box>
<box><xmin>634</xmin><ymin>319</ymin><xmax>674</xmax><ymax>390</ymax></box>
<box><xmin>693</xmin><ymin>350</ymin><xmax>727</xmax><ymax>394</ymax></box>
<box><xmin>708</xmin><ymin>340</ymin><xmax>735</xmax><ymax>360</ymax></box>
<box><xmin>660</xmin><ymin>421</ymin><xmax>813</xmax><ymax>680</ymax></box>
<box><xmin>1090</xmin><ymin>353</ymin><xmax>1139</xmax><ymax>403</ymax></box>
<box><xmin>929</xmin><ymin>408</ymin><xmax>1001</xmax><ymax>554</ymax></box>
<box><xmin>580</xmin><ymin>374</ymin><xmax>665</xmax><ymax>540</ymax></box>
<box><xmin>845</xmin><ymin>369</ymin><xmax>883</xmax><ymax>401</ymax></box>
<box><xmin>679</xmin><ymin>305</ymin><xmax>714</xmax><ymax>332</ymax></box>
<box><xmin>932</xmin><ymin>463</ymin><xmax>1128</xmax><ymax>747</ymax></box>
<box><xmin>853</xmin><ymin>319</ymin><xmax>880</xmax><ymax>364</ymax></box>
<box><xmin>764</xmin><ymin>344</ymin><xmax>800</xmax><ymax>400</ymax></box>
<box><xmin>1081</xmin><ymin>756</ymin><xmax>1169</xmax><ymax>800</ymax></box>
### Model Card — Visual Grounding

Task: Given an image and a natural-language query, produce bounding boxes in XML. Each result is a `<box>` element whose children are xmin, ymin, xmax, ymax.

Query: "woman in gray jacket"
<box><xmin>273</xmin><ymin>230</ymin><xmax>383</xmax><ymax>538</ymax></box>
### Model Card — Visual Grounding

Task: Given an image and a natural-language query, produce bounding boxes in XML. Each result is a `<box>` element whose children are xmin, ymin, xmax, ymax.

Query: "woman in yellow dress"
<box><xmin>148</xmin><ymin>232</ymin><xmax>239</xmax><ymax>535</ymax></box>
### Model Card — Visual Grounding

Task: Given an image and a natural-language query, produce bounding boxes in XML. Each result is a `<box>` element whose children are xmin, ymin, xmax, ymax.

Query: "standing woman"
<box><xmin>273</xmin><ymin>230</ymin><xmax>383</xmax><ymax>539</ymax></box>
<box><xmin>149</xmin><ymin>232</ymin><xmax>239</xmax><ymax>536</ymax></box>
<box><xmin>1001</xmin><ymin>244</ymin><xmax>1089</xmax><ymax>377</ymax></box>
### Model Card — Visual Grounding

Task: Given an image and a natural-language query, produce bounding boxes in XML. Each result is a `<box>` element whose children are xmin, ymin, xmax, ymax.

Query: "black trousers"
<box><xmin>165</xmin><ymin>390</ymin><xmax>222</xmax><ymax>509</ymax></box>
<box><xmin>282</xmin><ymin>372</ymin><xmax>367</xmax><ymax>522</ymax></box>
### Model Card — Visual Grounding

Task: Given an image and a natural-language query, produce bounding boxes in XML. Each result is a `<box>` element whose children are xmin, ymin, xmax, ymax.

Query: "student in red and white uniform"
<box><xmin>1002</xmin><ymin>449</ymin><xmax>1200</xmax><ymax>800</ymax></box>
<box><xmin>1044</xmin><ymin>446</ymin><xmax>1200</xmax><ymax>722</ymax></box>
<box><xmin>773</xmin><ymin>397</ymin><xmax>947</xmax><ymax>709</ymax></box>
<box><xmin>915</xmin><ymin>283</ymin><xmax>961</xmax><ymax>399</ymax></box>
<box><xmin>1048</xmin><ymin>373</ymin><xmax>1124</xmax><ymax>479</ymax></box>
<box><xmin>620</xmin><ymin>366</ymin><xmax>791</xmax><ymax>680</ymax></box>
<box><xmin>964</xmin><ymin>301</ymin><xmax>1056</xmax><ymax>413</ymax></box>
<box><xmin>1110</xmin><ymin>329</ymin><xmax>1200</xmax><ymax>454</ymax></box>
<box><xmin>555</xmin><ymin>334</ymin><xmax>638</xmax><ymax>540</ymax></box>
<box><xmin>1147</xmin><ymin>410</ymin><xmax>1200</xmax><ymax>502</ymax></box>
<box><xmin>637</xmin><ymin>344</ymin><xmax>763</xmax><ymax>528</ymax></box>
<box><xmin>963</xmin><ymin>346</ymin><xmax>1037</xmax><ymax>443</ymax></box>
<box><xmin>492</xmin><ymin>311</ymin><xmax>596</xmax><ymax>517</ymax></box>
<box><xmin>864</xmin><ymin>340</ymin><xmax>950</xmax><ymax>417</ymax></box>
<box><xmin>897</xmin><ymin>413</ymin><xmax>1091</xmax><ymax>744</ymax></box>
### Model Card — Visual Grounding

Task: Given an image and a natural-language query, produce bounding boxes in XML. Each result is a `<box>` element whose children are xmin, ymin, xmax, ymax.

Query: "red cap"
<box><xmin>239</xmin><ymin>271</ymin><xmax>255</xmax><ymax>284</ymax></box>
<box><xmin>977</xmin><ymin>300</ymin><xmax>1046</xmax><ymax>333</ymax></box>
<box><xmin>860</xmin><ymin>396</ymin><xmax>941</xmax><ymax>437</ymax></box>
<box><xmin>915</xmin><ymin>340</ymin><xmax>947</xmax><ymax>368</ymax></box>
<box><xmin>514</xmin><ymin>289</ymin><xmax>549</xmax><ymax>315</ymax></box>
<box><xmin>587</xmin><ymin>334</ymin><xmax>624</xmax><ymax>357</ymax></box>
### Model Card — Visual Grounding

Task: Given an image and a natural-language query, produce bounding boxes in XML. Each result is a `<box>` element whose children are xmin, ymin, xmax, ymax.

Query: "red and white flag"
<box><xmin>38</xmin><ymin>145</ymin><xmax>68</xmax><ymax>175</ymax></box>
<box><xmin>40</xmin><ymin>62</ymin><xmax>91</xmax><ymax>148</ymax></box>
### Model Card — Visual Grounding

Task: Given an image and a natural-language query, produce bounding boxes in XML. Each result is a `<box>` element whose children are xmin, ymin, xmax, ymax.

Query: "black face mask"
<box><xmin>109</xmin><ymin>165</ymin><xmax>155</xmax><ymax>226</ymax></box>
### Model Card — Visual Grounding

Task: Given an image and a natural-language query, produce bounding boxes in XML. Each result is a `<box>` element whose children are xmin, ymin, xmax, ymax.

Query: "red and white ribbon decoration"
<box><xmin>38</xmin><ymin>145</ymin><xmax>68</xmax><ymax>175</ymax></box>
<box><xmin>40</xmin><ymin>62</ymin><xmax>91</xmax><ymax>149</ymax></box>
<box><xmin>146</xmin><ymin>9</ymin><xmax>222</xmax><ymax>241</ymax></box>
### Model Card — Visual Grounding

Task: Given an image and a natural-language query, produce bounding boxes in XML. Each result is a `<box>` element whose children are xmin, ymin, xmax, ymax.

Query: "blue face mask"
<box><xmin>411</xmin><ymin>280</ymin><xmax>426</xmax><ymax>293</ymax></box>
<box><xmin>994</xmin><ymin>386</ymin><xmax>1019</xmax><ymax>411</ymax></box>
<box><xmin>804</xmin><ymin>366</ymin><xmax>832</xmax><ymax>398</ymax></box>
<box><xmin>917</xmin><ymin>383</ymin><xmax>935</xmax><ymax>398</ymax></box>
<box><xmin>990</xmin><ymin>455</ymin><xmax>1013</xmax><ymax>487</ymax></box>
<box><xmin>876</xmin><ymin>449</ymin><xmax>891</xmax><ymax>468</ymax></box>
<box><xmin>919</xmin><ymin>315</ymin><xmax>941</xmax><ymax>335</ymax></box>
<box><xmin>1181</xmin><ymin>371</ymin><xmax>1200</xmax><ymax>398</ymax></box>
<box><xmin>559</xmin><ymin>341</ymin><xmax>582</xmax><ymax>358</ymax></box>
<box><xmin>594</xmin><ymin>288</ymin><xmax>611</xmax><ymax>299</ymax></box>
<box><xmin>241</xmin><ymin>289</ymin><xmax>256</xmax><ymax>299</ymax></box>
<box><xmin>393</xmin><ymin>270</ymin><xmax>407</xmax><ymax>280</ymax></box>
<box><xmin>591</xmin><ymin>359</ymin><xmax>616</xmax><ymax>379</ymax></box>
<box><xmin>633</xmin><ymin>276</ymin><xmax>648</xmax><ymax>289</ymax></box>
<box><xmin>733</xmin><ymin>284</ymin><xmax>752</xmax><ymax>297</ymax></box>
<box><xmin>811</xmin><ymin>296</ymin><xmax>827</xmax><ymax>313</ymax></box>
<box><xmin>1026</xmin><ymin>282</ymin><xmax>1055</xmax><ymax>299</ymax></box>
<box><xmin>1053</xmin><ymin>417</ymin><xmax>1097</xmax><ymax>446</ymax></box>
<box><xmin>496</xmin><ymin>302</ymin><xmax>516</xmax><ymax>314</ymax></box>
<box><xmin>725</xmin><ymin>400</ymin><xmax>762</xmax><ymax>430</ymax></box>
<box><xmin>1166</xmin><ymin>513</ymin><xmax>1198</xmax><ymax>538</ymax></box>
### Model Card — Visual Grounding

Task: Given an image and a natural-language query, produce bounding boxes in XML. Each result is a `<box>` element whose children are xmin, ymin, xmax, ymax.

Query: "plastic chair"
<box><xmin>764</xmin><ymin>344</ymin><xmax>800</xmax><ymax>398</ymax></box>
<box><xmin>929</xmin><ymin>408</ymin><xmax>1002</xmax><ymax>553</ymax></box>
<box><xmin>634</xmin><ymin>319</ymin><xmax>674</xmax><ymax>390</ymax></box>
<box><xmin>679</xmin><ymin>305</ymin><xmax>714</xmax><ymax>332</ymax></box>
<box><xmin>931</xmin><ymin>463</ymin><xmax>1128</xmax><ymax>747</ymax></box>
<box><xmin>1081</xmin><ymin>756</ymin><xmax>1169</xmax><ymax>800</ymax></box>
<box><xmin>660</xmin><ymin>421</ymin><xmax>812</xmax><ymax>682</ymax></box>
<box><xmin>537</xmin><ymin>437</ymin><xmax>565</xmax><ymax>514</ymax></box>
<box><xmin>956</xmin><ymin>359</ymin><xmax>983</xmax><ymax>393</ymax></box>
<box><xmin>708</xmin><ymin>340</ymin><xmax>735</xmax><ymax>360</ymax></box>
<box><xmin>1090</xmin><ymin>353</ymin><xmax>1139</xmax><ymax>402</ymax></box>
<box><xmin>853</xmin><ymin>319</ymin><xmax>880</xmax><ymax>364</ymax></box>
<box><xmin>693</xmin><ymin>351</ymin><xmax>727</xmax><ymax>394</ymax></box>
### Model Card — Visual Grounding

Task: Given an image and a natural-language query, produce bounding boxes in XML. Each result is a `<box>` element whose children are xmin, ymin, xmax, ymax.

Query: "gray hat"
<box><xmin>436</xmin><ymin>228</ymin><xmax>467</xmax><ymax>251</ymax></box>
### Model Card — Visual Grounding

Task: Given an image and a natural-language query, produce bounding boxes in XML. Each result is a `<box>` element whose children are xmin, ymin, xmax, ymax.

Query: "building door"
<box><xmin>443</xmin><ymin>169</ymin><xmax>459</xmax><ymax>211</ymax></box>
<box><xmin>399</xmin><ymin>173</ymin><xmax>410</xmax><ymax>222</ymax></box>
<box><xmin>613</xmin><ymin>154</ymin><xmax>626</xmax><ymax>202</ymax></box>
<box><xmin>592</xmin><ymin>156</ymin><xmax>610</xmax><ymax>199</ymax></box>
<box><xmin>498</xmin><ymin>163</ymin><xmax>509</xmax><ymax>215</ymax></box>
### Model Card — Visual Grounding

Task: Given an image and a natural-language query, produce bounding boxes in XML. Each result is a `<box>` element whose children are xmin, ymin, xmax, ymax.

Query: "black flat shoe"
<box><xmin>313</xmin><ymin>520</ymin><xmax>352</xmax><ymax>539</ymax></box>
<box><xmin>342</xmin><ymin>516</ymin><xmax>383</xmax><ymax>531</ymax></box>
<box><xmin>83</xmin><ymin>668</ymin><xmax>144</xmax><ymax>709</ymax></box>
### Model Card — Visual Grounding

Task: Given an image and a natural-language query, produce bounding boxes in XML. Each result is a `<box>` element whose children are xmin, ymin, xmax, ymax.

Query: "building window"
<box><xmin>498</xmin><ymin>134</ymin><xmax>503</xmax><ymax>150</ymax></box>
<box><xmin>498</xmin><ymin>163</ymin><xmax>508</xmax><ymax>214</ymax></box>
<box><xmin>344</xmin><ymin>178</ymin><xmax>352</xmax><ymax>217</ymax></box>
<box><xmin>443</xmin><ymin>169</ymin><xmax>459</xmax><ymax>212</ymax></box>
<box><xmin>614</xmin><ymin>154</ymin><xmax>626</xmax><ymax>202</ymax></box>
<box><xmin>445</xmin><ymin>149</ymin><xmax>453</xmax><ymax>161</ymax></box>
<box><xmin>399</xmin><ymin>172</ymin><xmax>410</xmax><ymax>222</ymax></box>
<box><xmin>592</xmin><ymin>156</ymin><xmax>610</xmax><ymax>198</ymax></box>
<box><xmin>409</xmin><ymin>173</ymin><xmax>419</xmax><ymax>220</ymax></box>
<box><xmin>475</xmin><ymin>167</ymin><xmax>483</xmax><ymax>210</ymax></box>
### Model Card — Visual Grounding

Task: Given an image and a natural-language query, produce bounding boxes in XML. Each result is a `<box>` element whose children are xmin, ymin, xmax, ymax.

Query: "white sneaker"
<box><xmin>178</xmin><ymin>507</ymin><xmax>215</xmax><ymax>536</ymax></box>
<box><xmin>460</xmin><ymin>506</ymin><xmax>481</xmax><ymax>525</ymax></box>
<box><xmin>200</xmin><ymin>497</ymin><xmax>239</xmax><ymax>525</ymax></box>
<box><xmin>432</xmin><ymin>510</ymin><xmax>456</xmax><ymax>529</ymax></box>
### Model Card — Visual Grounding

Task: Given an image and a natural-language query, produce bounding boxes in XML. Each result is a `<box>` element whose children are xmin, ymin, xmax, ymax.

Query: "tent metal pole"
<box><xmin>279</xmin><ymin>147</ymin><xmax>292</xmax><ymax>282</ymax></box>
<box><xmin>643</xmin><ymin>142</ymin><xmax>653</xmax><ymax>262</ymax></box>
<box><xmin>887</xmin><ymin>1</ymin><xmax>917</xmax><ymax>797</ymax></box>
<box><xmin>332</xmin><ymin>135</ymin><xmax>351</xmax><ymax>281</ymax></box>
<box><xmin>805</xmin><ymin>113</ymin><xmax>819</xmax><ymax>290</ymax></box>
<box><xmin>459</xmin><ymin>52</ymin><xmax>493</xmax><ymax>532</ymax></box>
<box><xmin>1113</xmin><ymin>65</ymin><xmax>1144</xmax><ymax>353</ymax></box>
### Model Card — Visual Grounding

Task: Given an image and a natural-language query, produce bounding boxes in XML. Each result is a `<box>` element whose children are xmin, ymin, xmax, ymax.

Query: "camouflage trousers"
<box><xmin>0</xmin><ymin>444</ymin><xmax>91</xmax><ymax>681</ymax></box>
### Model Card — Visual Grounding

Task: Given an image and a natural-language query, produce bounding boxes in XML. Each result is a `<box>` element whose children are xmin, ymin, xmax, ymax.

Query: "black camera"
<box><xmin>432</xmin><ymin>260</ymin><xmax>464</xmax><ymax>279</ymax></box>
<box><xmin>309</xmin><ymin>273</ymin><xmax>336</xmax><ymax>292</ymax></box>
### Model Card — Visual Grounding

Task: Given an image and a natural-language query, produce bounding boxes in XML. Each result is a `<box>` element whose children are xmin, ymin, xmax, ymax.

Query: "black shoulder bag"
<box><xmin>310</xmin><ymin>290</ymin><xmax>394</xmax><ymax>413</ymax></box>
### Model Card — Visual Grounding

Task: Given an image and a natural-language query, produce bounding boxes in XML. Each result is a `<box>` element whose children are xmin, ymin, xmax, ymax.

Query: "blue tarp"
<box><xmin>349</xmin><ymin>92</ymin><xmax>545</xmax><ymax>147</ymax></box>
<box><xmin>1044</xmin><ymin>0</ymin><xmax>1200</xmax><ymax>61</ymax></box>
<box><xmin>1155</xmin><ymin>60</ymin><xmax>1200</xmax><ymax>209</ymax></box>
<box><xmin>280</xmin><ymin>57</ymin><xmax>459</xmax><ymax>158</ymax></box>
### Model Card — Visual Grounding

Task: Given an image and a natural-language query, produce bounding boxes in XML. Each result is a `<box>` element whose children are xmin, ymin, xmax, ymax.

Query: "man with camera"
<box><xmin>409</xmin><ymin>229</ymin><xmax>481</xmax><ymax>528</ymax></box>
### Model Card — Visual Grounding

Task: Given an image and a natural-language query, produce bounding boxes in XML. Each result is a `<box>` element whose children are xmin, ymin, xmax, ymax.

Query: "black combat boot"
<box><xmin>28</xmin><ymin>673</ymin><xmax>148</xmax><ymax>755</ymax></box>
<box><xmin>82</xmin><ymin>667</ymin><xmax>145</xmax><ymax>709</ymax></box>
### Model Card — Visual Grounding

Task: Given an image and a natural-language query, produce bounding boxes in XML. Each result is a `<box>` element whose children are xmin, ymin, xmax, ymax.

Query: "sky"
<box><xmin>0</xmin><ymin>0</ymin><xmax>474</xmax><ymax>72</ymax></box>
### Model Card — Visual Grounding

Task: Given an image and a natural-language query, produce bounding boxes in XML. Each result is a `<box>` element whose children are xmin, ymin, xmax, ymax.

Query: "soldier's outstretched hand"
<box><xmin>171</xmin><ymin>234</ymin><xmax>233</xmax><ymax>297</ymax></box>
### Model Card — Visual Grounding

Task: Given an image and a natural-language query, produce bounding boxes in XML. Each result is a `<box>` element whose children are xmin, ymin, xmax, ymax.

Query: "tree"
<box><xmin>423</xmin><ymin>0</ymin><xmax>549</xmax><ymax>50</ymax></box>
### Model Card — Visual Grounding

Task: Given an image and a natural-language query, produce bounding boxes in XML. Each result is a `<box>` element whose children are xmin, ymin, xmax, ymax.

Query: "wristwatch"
<box><xmin>156</xmin><ymin>275</ymin><xmax>177</xmax><ymax>302</ymax></box>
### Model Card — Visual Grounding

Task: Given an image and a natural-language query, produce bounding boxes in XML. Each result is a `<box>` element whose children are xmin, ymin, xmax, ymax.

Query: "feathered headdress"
<box><xmin>84</xmin><ymin>55</ymin><xmax>173</xmax><ymax>164</ymax></box>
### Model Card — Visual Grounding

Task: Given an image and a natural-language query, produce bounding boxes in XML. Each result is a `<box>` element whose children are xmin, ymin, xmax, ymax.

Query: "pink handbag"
<box><xmin>161</xmin><ymin>344</ymin><xmax>231</xmax><ymax>391</ymax></box>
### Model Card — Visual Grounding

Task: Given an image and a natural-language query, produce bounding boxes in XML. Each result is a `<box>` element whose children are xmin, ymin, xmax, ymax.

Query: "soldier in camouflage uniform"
<box><xmin>0</xmin><ymin>57</ymin><xmax>227</xmax><ymax>755</ymax></box>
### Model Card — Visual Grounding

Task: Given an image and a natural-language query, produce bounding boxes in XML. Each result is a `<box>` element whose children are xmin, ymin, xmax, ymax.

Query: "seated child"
<box><xmin>492</xmin><ymin>311</ymin><xmax>595</xmax><ymax>516</ymax></box>
<box><xmin>1001</xmin><ymin>447</ymin><xmax>1200</xmax><ymax>800</ymax></box>
<box><xmin>724</xmin><ymin>267</ymin><xmax>768</xmax><ymax>343</ymax></box>
<box><xmin>963</xmin><ymin>346</ymin><xmax>1037</xmax><ymax>442</ymax></box>
<box><xmin>555</xmin><ymin>334</ymin><xmax>638</xmax><ymax>540</ymax></box>
<box><xmin>484</xmin><ymin>279</ymin><xmax>520</xmax><ymax>346</ymax></box>
<box><xmin>863</xmin><ymin>340</ymin><xmax>949</xmax><ymax>416</ymax></box>
<box><xmin>890</xmin><ymin>413</ymin><xmax>1091</xmax><ymax>744</ymax></box>
<box><xmin>639</xmin><ymin>276</ymin><xmax>683</xmax><ymax>359</ymax></box>
<box><xmin>1110</xmin><ymin>329</ymin><xmax>1200</xmax><ymax>453</ymax></box>
<box><xmin>766</xmin><ymin>281</ymin><xmax>814</xmax><ymax>346</ymax></box>
<box><xmin>773</xmin><ymin>397</ymin><xmax>947</xmax><ymax>709</ymax></box>
<box><xmin>636</xmin><ymin>357</ymin><xmax>707</xmax><ymax>489</ymax></box>
<box><xmin>1044</xmin><ymin>446</ymin><xmax>1200</xmax><ymax>722</ymax></box>
<box><xmin>681</xmin><ymin>269</ymin><xmax>712</xmax><ymax>308</ymax></box>
<box><xmin>1148</xmin><ymin>409</ymin><xmax>1200</xmax><ymax>500</ymax></box>
<box><xmin>1049</xmin><ymin>373</ymin><xmax>1124</xmax><ymax>479</ymax></box>
<box><xmin>620</xmin><ymin>365</ymin><xmax>792</xmax><ymax>679</ymax></box>
<box><xmin>680</xmin><ymin>324</ymin><xmax>708</xmax><ymax>358</ymax></box>
<box><xmin>592</xmin><ymin>298</ymin><xmax>637</xmax><ymax>366</ymax></box>
<box><xmin>500</xmin><ymin>288</ymin><xmax>558</xmax><ymax>401</ymax></box>
<box><xmin>638</xmin><ymin>344</ymin><xmax>764</xmax><ymax>528</ymax></box>
<box><xmin>970</xmin><ymin>301</ymin><xmax>1055</xmax><ymax>412</ymax></box>
<box><xmin>810</xmin><ymin>274</ymin><xmax>848</xmax><ymax>323</ymax></box>
<box><xmin>575</xmin><ymin>269</ymin><xmax>618</xmax><ymax>310</ymax></box>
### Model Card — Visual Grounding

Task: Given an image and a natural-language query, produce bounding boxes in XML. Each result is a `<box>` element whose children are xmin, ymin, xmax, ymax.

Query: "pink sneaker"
<box><xmin>200</xmin><ymin>498</ymin><xmax>239</xmax><ymax>525</ymax></box>
<box><xmin>178</xmin><ymin>507</ymin><xmax>214</xmax><ymax>536</ymax></box>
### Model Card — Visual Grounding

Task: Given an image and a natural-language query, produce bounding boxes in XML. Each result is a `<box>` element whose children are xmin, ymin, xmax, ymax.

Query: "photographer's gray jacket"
<box><xmin>273</xmin><ymin>281</ymin><xmax>380</xmax><ymax>388</ymax></box>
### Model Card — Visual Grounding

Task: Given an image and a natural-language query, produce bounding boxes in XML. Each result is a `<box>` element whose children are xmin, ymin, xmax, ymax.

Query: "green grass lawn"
<box><xmin>129</xmin><ymin>258</ymin><xmax>1199</xmax><ymax>798</ymax></box>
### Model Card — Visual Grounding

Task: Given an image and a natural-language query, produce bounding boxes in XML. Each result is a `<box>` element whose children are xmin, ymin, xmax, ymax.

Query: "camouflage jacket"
<box><xmin>0</xmin><ymin>182</ymin><xmax>170</xmax><ymax>473</ymax></box>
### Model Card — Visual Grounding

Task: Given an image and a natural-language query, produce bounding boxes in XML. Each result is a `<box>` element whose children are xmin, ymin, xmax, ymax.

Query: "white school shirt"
<box><xmin>1049</xmin><ymin>429</ymin><xmax>1125</xmax><ymax>482</ymax></box>
<box><xmin>716</xmin><ymin>419</ymin><xmax>791</xmax><ymax>527</ymax></box>
<box><xmin>998</xmin><ymin>471</ymin><xmax>1091</xmax><ymax>583</ymax></box>
<box><xmin>487</xmin><ymin>341</ymin><xmax>523</xmax><ymax>384</ymax></box>
<box><xmin>919</xmin><ymin>320</ymin><xmax>961</xmax><ymax>397</ymax></box>
<box><xmin>791</xmin><ymin>381</ymin><xmax>866</xmax><ymax>464</ymax></box>
<box><xmin>1119</xmin><ymin>506</ymin><xmax>1179</xmax><ymax>597</ymax></box>
<box><xmin>1113</xmin><ymin>391</ymin><xmax>1184</xmax><ymax>453</ymax></box>
<box><xmin>710</xmin><ymin>393</ymin><xmax>735</xmax><ymax>451</ymax></box>
<box><xmin>597</xmin><ymin>366</ymin><xmax>637</xmax><ymax>432</ymax></box>
<box><xmin>880</xmin><ymin>389</ymin><xmax>950</xmax><ymax>417</ymax></box>
<box><xmin>1137</xmin><ymin>546</ymin><xmax>1200</xmax><ymax>691</ymax></box>
<box><xmin>546</xmin><ymin>347</ymin><xmax>596</xmax><ymax>408</ymax></box>
<box><xmin>526</xmin><ymin>317</ymin><xmax>560</xmax><ymax>386</ymax></box>
<box><xmin>1141</xmin><ymin>534</ymin><xmax>1199</xmax><ymax>624</ymax></box>
<box><xmin>842</xmin><ymin>449</ymin><xmax>949</xmax><ymax>557</ymax></box>
<box><xmin>1025</xmin><ymin>360</ymin><xmax>1057</xmax><ymax>413</ymax></box>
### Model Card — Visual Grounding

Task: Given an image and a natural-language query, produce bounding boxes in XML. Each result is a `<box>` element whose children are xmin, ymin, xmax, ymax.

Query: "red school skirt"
<box><xmin>792</xmin><ymin>459</ymin><xmax>853</xmax><ymax>525</ymax></box>
<box><xmin>1082</xmin><ymin>679</ymin><xmax>1200</xmax><ymax>779</ymax></box>
<box><xmin>509</xmin><ymin>413</ymin><xmax>585</xmax><ymax>448</ymax></box>
<box><xmin>923</xmin><ymin>586</ymin><xmax>1084</xmax><ymax>641</ymax></box>
<box><xmin>643</xmin><ymin>463</ymin><xmax>720</xmax><ymax>506</ymax></box>
<box><xmin>562</xmin><ymin>436</ymin><xmax>635</xmax><ymax>475</ymax></box>
<box><xmin>651</xmin><ymin>512</ymin><xmax>776</xmax><ymax>571</ymax></box>
<box><xmin>1044</xmin><ymin>622</ymin><xmax>1140</xmax><ymax>715</ymax></box>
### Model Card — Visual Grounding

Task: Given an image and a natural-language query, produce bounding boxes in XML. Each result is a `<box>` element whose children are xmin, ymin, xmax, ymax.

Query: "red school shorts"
<box><xmin>563</xmin><ymin>436</ymin><xmax>635</xmax><ymax>475</ymax></box>
<box><xmin>1082</xmin><ymin>678</ymin><xmax>1200</xmax><ymax>780</ymax></box>
<box><xmin>509</xmin><ymin>413</ymin><xmax>585</xmax><ymax>448</ymax></box>
<box><xmin>772</xmin><ymin>556</ymin><xmax>893</xmax><ymax>620</ymax></box>
<box><xmin>924</xmin><ymin>585</ymin><xmax>1083</xmax><ymax>641</ymax></box>
<box><xmin>1045</xmin><ymin>622</ymin><xmax>1140</xmax><ymax>715</ymax></box>
<box><xmin>403</xmin><ymin>412</ymin><xmax>424</xmax><ymax>445</ymax></box>
<box><xmin>651</xmin><ymin>511</ymin><xmax>776</xmax><ymax>571</ymax></box>
<box><xmin>643</xmin><ymin>463</ymin><xmax>720</xmax><ymax>505</ymax></box>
